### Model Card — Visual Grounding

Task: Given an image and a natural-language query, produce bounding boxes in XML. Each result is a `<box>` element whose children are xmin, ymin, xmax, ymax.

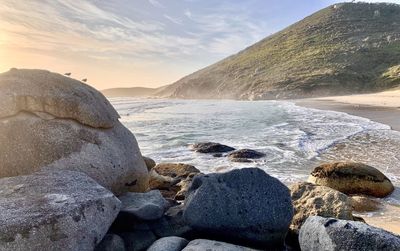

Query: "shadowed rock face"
<box><xmin>0</xmin><ymin>68</ymin><xmax>119</xmax><ymax>128</ymax></box>
<box><xmin>0</xmin><ymin>69</ymin><xmax>149</xmax><ymax>195</ymax></box>
<box><xmin>0</xmin><ymin>170</ymin><xmax>121</xmax><ymax>251</ymax></box>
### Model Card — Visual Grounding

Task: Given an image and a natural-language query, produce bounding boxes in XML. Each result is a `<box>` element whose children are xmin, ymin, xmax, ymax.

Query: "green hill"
<box><xmin>156</xmin><ymin>2</ymin><xmax>400</xmax><ymax>100</ymax></box>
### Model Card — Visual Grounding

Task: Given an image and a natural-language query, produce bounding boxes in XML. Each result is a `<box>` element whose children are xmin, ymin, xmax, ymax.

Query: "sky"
<box><xmin>0</xmin><ymin>0</ymin><xmax>399</xmax><ymax>90</ymax></box>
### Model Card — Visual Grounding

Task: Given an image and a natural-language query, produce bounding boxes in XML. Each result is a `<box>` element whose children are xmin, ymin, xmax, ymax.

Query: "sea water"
<box><xmin>111</xmin><ymin>98</ymin><xmax>400</xmax><ymax>219</ymax></box>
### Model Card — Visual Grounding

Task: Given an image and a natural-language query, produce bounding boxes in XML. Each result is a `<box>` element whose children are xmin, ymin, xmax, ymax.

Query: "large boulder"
<box><xmin>183</xmin><ymin>168</ymin><xmax>293</xmax><ymax>248</ymax></box>
<box><xmin>0</xmin><ymin>69</ymin><xmax>148</xmax><ymax>195</ymax></box>
<box><xmin>118</xmin><ymin>190</ymin><xmax>168</xmax><ymax>221</ymax></box>
<box><xmin>299</xmin><ymin>216</ymin><xmax>400</xmax><ymax>251</ymax></box>
<box><xmin>350</xmin><ymin>195</ymin><xmax>382</xmax><ymax>212</ymax></box>
<box><xmin>95</xmin><ymin>234</ymin><xmax>126</xmax><ymax>251</ymax></box>
<box><xmin>0</xmin><ymin>170</ymin><xmax>121</xmax><ymax>251</ymax></box>
<box><xmin>289</xmin><ymin>182</ymin><xmax>354</xmax><ymax>233</ymax></box>
<box><xmin>182</xmin><ymin>239</ymin><xmax>260</xmax><ymax>251</ymax></box>
<box><xmin>308</xmin><ymin>162</ymin><xmax>394</xmax><ymax>198</ymax></box>
<box><xmin>190</xmin><ymin>142</ymin><xmax>235</xmax><ymax>153</ymax></box>
<box><xmin>147</xmin><ymin>236</ymin><xmax>189</xmax><ymax>251</ymax></box>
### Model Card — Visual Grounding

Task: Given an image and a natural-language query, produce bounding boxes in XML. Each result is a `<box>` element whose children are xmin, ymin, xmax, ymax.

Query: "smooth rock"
<box><xmin>119</xmin><ymin>190</ymin><xmax>168</xmax><ymax>220</ymax></box>
<box><xmin>350</xmin><ymin>195</ymin><xmax>382</xmax><ymax>212</ymax></box>
<box><xmin>0</xmin><ymin>69</ymin><xmax>148</xmax><ymax>195</ymax></box>
<box><xmin>120</xmin><ymin>230</ymin><xmax>157</xmax><ymax>251</ymax></box>
<box><xmin>143</xmin><ymin>157</ymin><xmax>156</xmax><ymax>171</ymax></box>
<box><xmin>308</xmin><ymin>162</ymin><xmax>394</xmax><ymax>197</ymax></box>
<box><xmin>227</xmin><ymin>149</ymin><xmax>265</xmax><ymax>160</ymax></box>
<box><xmin>147</xmin><ymin>236</ymin><xmax>189</xmax><ymax>251</ymax></box>
<box><xmin>183</xmin><ymin>168</ymin><xmax>293</xmax><ymax>248</ymax></box>
<box><xmin>0</xmin><ymin>170</ymin><xmax>121</xmax><ymax>251</ymax></box>
<box><xmin>290</xmin><ymin>182</ymin><xmax>354</xmax><ymax>233</ymax></box>
<box><xmin>95</xmin><ymin>234</ymin><xmax>126</xmax><ymax>251</ymax></box>
<box><xmin>299</xmin><ymin>216</ymin><xmax>400</xmax><ymax>251</ymax></box>
<box><xmin>182</xmin><ymin>239</ymin><xmax>260</xmax><ymax>251</ymax></box>
<box><xmin>191</xmin><ymin>142</ymin><xmax>235</xmax><ymax>153</ymax></box>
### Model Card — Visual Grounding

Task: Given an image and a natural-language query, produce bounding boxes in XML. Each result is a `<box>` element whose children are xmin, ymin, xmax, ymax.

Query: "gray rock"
<box><xmin>0</xmin><ymin>68</ymin><xmax>119</xmax><ymax>128</ymax></box>
<box><xmin>147</xmin><ymin>236</ymin><xmax>189</xmax><ymax>251</ymax></box>
<box><xmin>119</xmin><ymin>190</ymin><xmax>168</xmax><ymax>220</ymax></box>
<box><xmin>0</xmin><ymin>170</ymin><xmax>121</xmax><ymax>251</ymax></box>
<box><xmin>95</xmin><ymin>234</ymin><xmax>126</xmax><ymax>251</ymax></box>
<box><xmin>0</xmin><ymin>69</ymin><xmax>149</xmax><ymax>195</ymax></box>
<box><xmin>182</xmin><ymin>239</ymin><xmax>260</xmax><ymax>251</ymax></box>
<box><xmin>299</xmin><ymin>216</ymin><xmax>400</xmax><ymax>251</ymax></box>
<box><xmin>120</xmin><ymin>230</ymin><xmax>157</xmax><ymax>251</ymax></box>
<box><xmin>183</xmin><ymin>168</ymin><xmax>293</xmax><ymax>248</ymax></box>
<box><xmin>191</xmin><ymin>142</ymin><xmax>235</xmax><ymax>153</ymax></box>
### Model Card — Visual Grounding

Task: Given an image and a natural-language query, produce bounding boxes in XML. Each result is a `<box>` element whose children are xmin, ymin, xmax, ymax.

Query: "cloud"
<box><xmin>148</xmin><ymin>0</ymin><xmax>165</xmax><ymax>9</ymax></box>
<box><xmin>164</xmin><ymin>15</ymin><xmax>183</xmax><ymax>25</ymax></box>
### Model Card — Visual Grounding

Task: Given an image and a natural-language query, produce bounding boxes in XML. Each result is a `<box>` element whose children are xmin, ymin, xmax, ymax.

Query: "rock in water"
<box><xmin>147</xmin><ymin>236</ymin><xmax>189</xmax><ymax>251</ymax></box>
<box><xmin>227</xmin><ymin>149</ymin><xmax>265</xmax><ymax>162</ymax></box>
<box><xmin>119</xmin><ymin>190</ymin><xmax>168</xmax><ymax>220</ymax></box>
<box><xmin>0</xmin><ymin>170</ymin><xmax>121</xmax><ymax>251</ymax></box>
<box><xmin>183</xmin><ymin>168</ymin><xmax>293</xmax><ymax>248</ymax></box>
<box><xmin>308</xmin><ymin>162</ymin><xmax>394</xmax><ymax>197</ymax></box>
<box><xmin>299</xmin><ymin>216</ymin><xmax>400</xmax><ymax>251</ymax></box>
<box><xmin>350</xmin><ymin>195</ymin><xmax>382</xmax><ymax>212</ymax></box>
<box><xmin>191</xmin><ymin>142</ymin><xmax>235</xmax><ymax>153</ymax></box>
<box><xmin>182</xmin><ymin>239</ymin><xmax>260</xmax><ymax>251</ymax></box>
<box><xmin>289</xmin><ymin>182</ymin><xmax>354</xmax><ymax>233</ymax></box>
<box><xmin>0</xmin><ymin>69</ymin><xmax>148</xmax><ymax>195</ymax></box>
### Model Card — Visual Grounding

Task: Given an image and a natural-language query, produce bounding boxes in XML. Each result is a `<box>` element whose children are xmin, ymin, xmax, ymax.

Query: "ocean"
<box><xmin>111</xmin><ymin>98</ymin><xmax>400</xmax><ymax>219</ymax></box>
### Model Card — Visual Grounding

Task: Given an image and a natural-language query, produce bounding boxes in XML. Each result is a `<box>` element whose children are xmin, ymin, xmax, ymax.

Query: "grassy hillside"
<box><xmin>157</xmin><ymin>2</ymin><xmax>400</xmax><ymax>100</ymax></box>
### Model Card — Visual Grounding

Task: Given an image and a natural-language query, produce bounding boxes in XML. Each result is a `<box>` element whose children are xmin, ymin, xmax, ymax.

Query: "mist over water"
<box><xmin>111</xmin><ymin>98</ymin><xmax>400</xmax><ymax>218</ymax></box>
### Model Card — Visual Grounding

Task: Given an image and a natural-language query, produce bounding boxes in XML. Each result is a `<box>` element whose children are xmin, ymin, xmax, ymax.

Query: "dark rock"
<box><xmin>227</xmin><ymin>149</ymin><xmax>265</xmax><ymax>160</ymax></box>
<box><xmin>191</xmin><ymin>142</ymin><xmax>235</xmax><ymax>153</ymax></box>
<box><xmin>119</xmin><ymin>190</ymin><xmax>168</xmax><ymax>221</ymax></box>
<box><xmin>95</xmin><ymin>234</ymin><xmax>126</xmax><ymax>251</ymax></box>
<box><xmin>120</xmin><ymin>230</ymin><xmax>157</xmax><ymax>251</ymax></box>
<box><xmin>182</xmin><ymin>239</ymin><xmax>260</xmax><ymax>251</ymax></box>
<box><xmin>183</xmin><ymin>168</ymin><xmax>293</xmax><ymax>248</ymax></box>
<box><xmin>0</xmin><ymin>170</ymin><xmax>121</xmax><ymax>251</ymax></box>
<box><xmin>308</xmin><ymin>162</ymin><xmax>394</xmax><ymax>197</ymax></box>
<box><xmin>147</xmin><ymin>236</ymin><xmax>189</xmax><ymax>251</ymax></box>
<box><xmin>299</xmin><ymin>216</ymin><xmax>400</xmax><ymax>251</ymax></box>
<box><xmin>143</xmin><ymin>156</ymin><xmax>156</xmax><ymax>171</ymax></box>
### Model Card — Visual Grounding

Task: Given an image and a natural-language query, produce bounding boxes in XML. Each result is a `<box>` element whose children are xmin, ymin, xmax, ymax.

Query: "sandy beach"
<box><xmin>296</xmin><ymin>90</ymin><xmax>400</xmax><ymax>131</ymax></box>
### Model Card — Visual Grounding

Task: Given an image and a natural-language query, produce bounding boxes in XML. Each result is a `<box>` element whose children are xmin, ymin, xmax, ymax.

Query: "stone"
<box><xmin>120</xmin><ymin>230</ymin><xmax>157</xmax><ymax>251</ymax></box>
<box><xmin>0</xmin><ymin>170</ymin><xmax>121</xmax><ymax>251</ymax></box>
<box><xmin>350</xmin><ymin>195</ymin><xmax>382</xmax><ymax>212</ymax></box>
<box><xmin>174</xmin><ymin>174</ymin><xmax>199</xmax><ymax>200</ymax></box>
<box><xmin>183</xmin><ymin>168</ymin><xmax>293</xmax><ymax>248</ymax></box>
<box><xmin>289</xmin><ymin>182</ymin><xmax>354</xmax><ymax>233</ymax></box>
<box><xmin>143</xmin><ymin>156</ymin><xmax>156</xmax><ymax>171</ymax></box>
<box><xmin>95</xmin><ymin>234</ymin><xmax>126</xmax><ymax>251</ymax></box>
<box><xmin>119</xmin><ymin>190</ymin><xmax>168</xmax><ymax>221</ymax></box>
<box><xmin>0</xmin><ymin>69</ymin><xmax>148</xmax><ymax>195</ymax></box>
<box><xmin>149</xmin><ymin>163</ymin><xmax>200</xmax><ymax>200</ymax></box>
<box><xmin>308</xmin><ymin>162</ymin><xmax>394</xmax><ymax>197</ymax></box>
<box><xmin>182</xmin><ymin>239</ymin><xmax>260</xmax><ymax>251</ymax></box>
<box><xmin>227</xmin><ymin>149</ymin><xmax>265</xmax><ymax>160</ymax></box>
<box><xmin>299</xmin><ymin>216</ymin><xmax>400</xmax><ymax>251</ymax></box>
<box><xmin>147</xmin><ymin>236</ymin><xmax>189</xmax><ymax>251</ymax></box>
<box><xmin>191</xmin><ymin>142</ymin><xmax>235</xmax><ymax>153</ymax></box>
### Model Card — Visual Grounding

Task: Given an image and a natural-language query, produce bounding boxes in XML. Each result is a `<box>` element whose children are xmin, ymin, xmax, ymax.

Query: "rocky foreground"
<box><xmin>0</xmin><ymin>69</ymin><xmax>399</xmax><ymax>251</ymax></box>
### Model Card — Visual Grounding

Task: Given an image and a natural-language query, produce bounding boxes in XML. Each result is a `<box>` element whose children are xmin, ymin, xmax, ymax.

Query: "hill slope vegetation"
<box><xmin>157</xmin><ymin>3</ymin><xmax>400</xmax><ymax>100</ymax></box>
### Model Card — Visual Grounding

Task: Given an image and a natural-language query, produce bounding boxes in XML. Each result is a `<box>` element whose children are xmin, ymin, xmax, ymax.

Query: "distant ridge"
<box><xmin>102</xmin><ymin>87</ymin><xmax>157</xmax><ymax>98</ymax></box>
<box><xmin>155</xmin><ymin>2</ymin><xmax>400</xmax><ymax>100</ymax></box>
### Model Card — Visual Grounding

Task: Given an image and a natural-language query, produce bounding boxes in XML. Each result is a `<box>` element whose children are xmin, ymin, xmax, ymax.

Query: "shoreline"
<box><xmin>295</xmin><ymin>98</ymin><xmax>400</xmax><ymax>132</ymax></box>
